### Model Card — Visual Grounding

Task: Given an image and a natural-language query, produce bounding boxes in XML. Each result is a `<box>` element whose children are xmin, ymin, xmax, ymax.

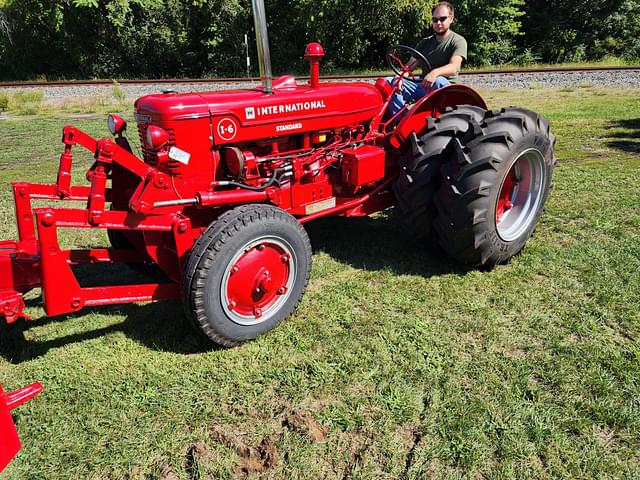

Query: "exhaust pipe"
<box><xmin>251</xmin><ymin>0</ymin><xmax>273</xmax><ymax>94</ymax></box>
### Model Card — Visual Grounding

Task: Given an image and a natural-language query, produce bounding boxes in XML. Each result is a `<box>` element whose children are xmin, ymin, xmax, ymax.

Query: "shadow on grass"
<box><xmin>0</xmin><ymin>214</ymin><xmax>466</xmax><ymax>364</ymax></box>
<box><xmin>0</xmin><ymin>300</ymin><xmax>214</xmax><ymax>364</ymax></box>
<box><xmin>304</xmin><ymin>214</ymin><xmax>469</xmax><ymax>277</ymax></box>
<box><xmin>606</xmin><ymin>118</ymin><xmax>640</xmax><ymax>153</ymax></box>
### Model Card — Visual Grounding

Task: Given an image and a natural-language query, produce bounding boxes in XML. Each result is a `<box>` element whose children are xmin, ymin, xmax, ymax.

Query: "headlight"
<box><xmin>107</xmin><ymin>114</ymin><xmax>126</xmax><ymax>135</ymax></box>
<box><xmin>145</xmin><ymin>125</ymin><xmax>170</xmax><ymax>150</ymax></box>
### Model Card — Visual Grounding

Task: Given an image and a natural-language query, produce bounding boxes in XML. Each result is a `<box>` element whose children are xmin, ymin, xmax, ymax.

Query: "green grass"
<box><xmin>0</xmin><ymin>88</ymin><xmax>639</xmax><ymax>479</ymax></box>
<box><xmin>0</xmin><ymin>90</ymin><xmax>130</xmax><ymax>118</ymax></box>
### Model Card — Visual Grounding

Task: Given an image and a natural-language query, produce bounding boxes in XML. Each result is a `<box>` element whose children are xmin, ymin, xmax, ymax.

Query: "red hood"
<box><xmin>134</xmin><ymin>80</ymin><xmax>383</xmax><ymax>124</ymax></box>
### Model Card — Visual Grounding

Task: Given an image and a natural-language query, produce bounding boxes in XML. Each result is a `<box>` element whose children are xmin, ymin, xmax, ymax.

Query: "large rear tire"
<box><xmin>434</xmin><ymin>107</ymin><xmax>557</xmax><ymax>266</ymax></box>
<box><xmin>393</xmin><ymin>105</ymin><xmax>486</xmax><ymax>242</ymax></box>
<box><xmin>182</xmin><ymin>204</ymin><xmax>312</xmax><ymax>347</ymax></box>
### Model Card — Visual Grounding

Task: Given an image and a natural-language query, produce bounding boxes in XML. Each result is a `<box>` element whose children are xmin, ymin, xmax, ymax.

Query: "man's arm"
<box><xmin>422</xmin><ymin>55</ymin><xmax>463</xmax><ymax>89</ymax></box>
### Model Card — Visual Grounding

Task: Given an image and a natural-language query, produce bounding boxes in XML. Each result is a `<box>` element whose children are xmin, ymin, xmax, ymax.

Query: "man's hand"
<box><xmin>395</xmin><ymin>70</ymin><xmax>410</xmax><ymax>91</ymax></box>
<box><xmin>421</xmin><ymin>71</ymin><xmax>439</xmax><ymax>90</ymax></box>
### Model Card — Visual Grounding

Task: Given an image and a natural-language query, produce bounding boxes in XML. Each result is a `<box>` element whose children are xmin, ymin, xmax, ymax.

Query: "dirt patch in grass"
<box><xmin>207</xmin><ymin>424</ymin><xmax>280</xmax><ymax>476</ymax></box>
<box><xmin>159</xmin><ymin>463</ymin><xmax>179</xmax><ymax>480</ymax></box>
<box><xmin>233</xmin><ymin>438</ymin><xmax>280</xmax><ymax>476</ymax></box>
<box><xmin>283</xmin><ymin>409</ymin><xmax>328</xmax><ymax>443</ymax></box>
<box><xmin>209</xmin><ymin>423</ymin><xmax>243</xmax><ymax>450</ymax></box>
<box><xmin>188</xmin><ymin>440</ymin><xmax>216</xmax><ymax>464</ymax></box>
<box><xmin>594</xmin><ymin>425</ymin><xmax>616</xmax><ymax>447</ymax></box>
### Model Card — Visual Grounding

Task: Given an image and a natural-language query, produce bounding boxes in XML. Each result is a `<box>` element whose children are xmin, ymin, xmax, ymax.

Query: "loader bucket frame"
<box><xmin>0</xmin><ymin>382</ymin><xmax>42</xmax><ymax>472</ymax></box>
<box><xmin>0</xmin><ymin>126</ymin><xmax>189</xmax><ymax>323</ymax></box>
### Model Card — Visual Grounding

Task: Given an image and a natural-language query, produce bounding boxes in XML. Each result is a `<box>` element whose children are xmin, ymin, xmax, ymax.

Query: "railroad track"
<box><xmin>1</xmin><ymin>65</ymin><xmax>639</xmax><ymax>88</ymax></box>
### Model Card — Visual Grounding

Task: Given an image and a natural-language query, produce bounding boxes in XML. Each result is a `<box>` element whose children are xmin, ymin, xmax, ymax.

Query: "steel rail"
<box><xmin>1</xmin><ymin>65</ymin><xmax>639</xmax><ymax>88</ymax></box>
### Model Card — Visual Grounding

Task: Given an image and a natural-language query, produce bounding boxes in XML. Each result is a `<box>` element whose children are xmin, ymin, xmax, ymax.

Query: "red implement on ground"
<box><xmin>0</xmin><ymin>1</ymin><xmax>556</xmax><ymax>347</ymax></box>
<box><xmin>0</xmin><ymin>382</ymin><xmax>42</xmax><ymax>472</ymax></box>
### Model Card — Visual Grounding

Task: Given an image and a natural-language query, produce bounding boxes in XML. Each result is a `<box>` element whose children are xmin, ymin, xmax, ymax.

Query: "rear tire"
<box><xmin>434</xmin><ymin>107</ymin><xmax>557</xmax><ymax>266</ymax></box>
<box><xmin>182</xmin><ymin>204</ymin><xmax>312</xmax><ymax>347</ymax></box>
<box><xmin>393</xmin><ymin>105</ymin><xmax>486</xmax><ymax>242</ymax></box>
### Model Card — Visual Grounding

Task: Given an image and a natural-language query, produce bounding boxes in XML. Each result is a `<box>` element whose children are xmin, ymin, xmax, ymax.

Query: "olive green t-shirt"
<box><xmin>415</xmin><ymin>31</ymin><xmax>467</xmax><ymax>83</ymax></box>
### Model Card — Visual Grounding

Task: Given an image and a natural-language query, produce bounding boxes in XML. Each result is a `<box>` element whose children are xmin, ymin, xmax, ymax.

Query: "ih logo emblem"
<box><xmin>216</xmin><ymin>117</ymin><xmax>238</xmax><ymax>141</ymax></box>
<box><xmin>245</xmin><ymin>107</ymin><xmax>255</xmax><ymax>120</ymax></box>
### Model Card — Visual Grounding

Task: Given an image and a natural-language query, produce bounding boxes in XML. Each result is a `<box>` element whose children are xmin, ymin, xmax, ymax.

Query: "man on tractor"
<box><xmin>386</xmin><ymin>1</ymin><xmax>467</xmax><ymax>116</ymax></box>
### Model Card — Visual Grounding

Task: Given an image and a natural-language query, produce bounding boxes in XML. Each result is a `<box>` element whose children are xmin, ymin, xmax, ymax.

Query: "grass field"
<box><xmin>0</xmin><ymin>86</ymin><xmax>638</xmax><ymax>479</ymax></box>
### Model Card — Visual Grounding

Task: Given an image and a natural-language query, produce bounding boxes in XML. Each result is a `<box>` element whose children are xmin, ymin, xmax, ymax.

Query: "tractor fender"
<box><xmin>389</xmin><ymin>84</ymin><xmax>488</xmax><ymax>148</ymax></box>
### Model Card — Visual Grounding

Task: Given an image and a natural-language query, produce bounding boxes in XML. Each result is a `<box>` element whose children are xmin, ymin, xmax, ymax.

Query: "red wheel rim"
<box><xmin>495</xmin><ymin>148</ymin><xmax>546</xmax><ymax>242</ymax></box>
<box><xmin>221</xmin><ymin>236</ymin><xmax>296</xmax><ymax>325</ymax></box>
<box><xmin>496</xmin><ymin>167</ymin><xmax>518</xmax><ymax>224</ymax></box>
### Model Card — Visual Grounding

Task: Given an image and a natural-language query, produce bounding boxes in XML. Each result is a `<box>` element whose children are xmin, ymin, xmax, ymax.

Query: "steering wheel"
<box><xmin>385</xmin><ymin>44</ymin><xmax>432</xmax><ymax>82</ymax></box>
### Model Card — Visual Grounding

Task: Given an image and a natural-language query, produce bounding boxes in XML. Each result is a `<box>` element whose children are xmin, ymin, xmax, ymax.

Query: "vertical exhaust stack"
<box><xmin>252</xmin><ymin>0</ymin><xmax>273</xmax><ymax>94</ymax></box>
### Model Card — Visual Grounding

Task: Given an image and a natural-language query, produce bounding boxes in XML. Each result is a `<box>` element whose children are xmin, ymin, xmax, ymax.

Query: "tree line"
<box><xmin>0</xmin><ymin>0</ymin><xmax>638</xmax><ymax>80</ymax></box>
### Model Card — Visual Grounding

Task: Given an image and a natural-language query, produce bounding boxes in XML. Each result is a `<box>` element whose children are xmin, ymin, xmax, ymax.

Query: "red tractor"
<box><xmin>0</xmin><ymin>1</ymin><xmax>556</xmax><ymax>347</ymax></box>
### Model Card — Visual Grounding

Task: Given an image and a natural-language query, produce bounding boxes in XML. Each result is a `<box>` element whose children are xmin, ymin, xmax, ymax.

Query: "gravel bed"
<box><xmin>462</xmin><ymin>70</ymin><xmax>640</xmax><ymax>89</ymax></box>
<box><xmin>1</xmin><ymin>70</ymin><xmax>639</xmax><ymax>100</ymax></box>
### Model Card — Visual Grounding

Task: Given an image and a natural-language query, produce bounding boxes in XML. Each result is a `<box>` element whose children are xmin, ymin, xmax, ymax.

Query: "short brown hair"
<box><xmin>432</xmin><ymin>1</ymin><xmax>454</xmax><ymax>16</ymax></box>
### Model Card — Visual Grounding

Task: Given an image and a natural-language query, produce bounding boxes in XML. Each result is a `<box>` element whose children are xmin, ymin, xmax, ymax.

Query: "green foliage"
<box><xmin>0</xmin><ymin>0</ymin><xmax>638</xmax><ymax>79</ymax></box>
<box><xmin>454</xmin><ymin>0</ymin><xmax>526</xmax><ymax>65</ymax></box>
<box><xmin>509</xmin><ymin>48</ymin><xmax>540</xmax><ymax>65</ymax></box>
<box><xmin>607</xmin><ymin>0</ymin><xmax>640</xmax><ymax>60</ymax></box>
<box><xmin>265</xmin><ymin>0</ymin><xmax>430</xmax><ymax>72</ymax></box>
<box><xmin>0</xmin><ymin>93</ymin><xmax>8</xmax><ymax>111</ymax></box>
<box><xmin>519</xmin><ymin>0</ymin><xmax>640</xmax><ymax>62</ymax></box>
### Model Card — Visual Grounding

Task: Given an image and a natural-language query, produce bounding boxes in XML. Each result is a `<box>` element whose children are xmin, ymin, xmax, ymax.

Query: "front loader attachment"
<box><xmin>0</xmin><ymin>125</ymin><xmax>193</xmax><ymax>324</ymax></box>
<box><xmin>0</xmin><ymin>382</ymin><xmax>42</xmax><ymax>472</ymax></box>
<box><xmin>0</xmin><ymin>120</ymin><xmax>296</xmax><ymax>325</ymax></box>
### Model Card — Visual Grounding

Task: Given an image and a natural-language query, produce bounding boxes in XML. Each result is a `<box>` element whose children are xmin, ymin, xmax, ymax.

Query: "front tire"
<box><xmin>182</xmin><ymin>204</ymin><xmax>312</xmax><ymax>347</ymax></box>
<box><xmin>434</xmin><ymin>107</ymin><xmax>557</xmax><ymax>266</ymax></box>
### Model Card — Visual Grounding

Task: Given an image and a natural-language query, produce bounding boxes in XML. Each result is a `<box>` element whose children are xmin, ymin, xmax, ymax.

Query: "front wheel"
<box><xmin>182</xmin><ymin>204</ymin><xmax>312</xmax><ymax>347</ymax></box>
<box><xmin>434</xmin><ymin>107</ymin><xmax>557</xmax><ymax>266</ymax></box>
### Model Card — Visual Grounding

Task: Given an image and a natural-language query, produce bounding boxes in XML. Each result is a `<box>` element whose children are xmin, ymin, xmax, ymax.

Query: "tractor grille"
<box><xmin>137</xmin><ymin>124</ymin><xmax>176</xmax><ymax>166</ymax></box>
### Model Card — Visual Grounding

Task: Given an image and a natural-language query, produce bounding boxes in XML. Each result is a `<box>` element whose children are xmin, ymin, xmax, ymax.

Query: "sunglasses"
<box><xmin>432</xmin><ymin>15</ymin><xmax>450</xmax><ymax>23</ymax></box>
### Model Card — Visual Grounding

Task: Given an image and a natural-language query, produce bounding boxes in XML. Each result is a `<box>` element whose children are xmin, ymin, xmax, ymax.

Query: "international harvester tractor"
<box><xmin>0</xmin><ymin>1</ymin><xmax>556</xmax><ymax>347</ymax></box>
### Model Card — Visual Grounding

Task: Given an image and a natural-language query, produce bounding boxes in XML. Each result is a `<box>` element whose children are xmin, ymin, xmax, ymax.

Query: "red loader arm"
<box><xmin>0</xmin><ymin>382</ymin><xmax>42</xmax><ymax>472</ymax></box>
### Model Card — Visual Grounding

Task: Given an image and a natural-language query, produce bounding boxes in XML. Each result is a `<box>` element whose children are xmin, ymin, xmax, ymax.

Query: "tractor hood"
<box><xmin>135</xmin><ymin>77</ymin><xmax>384</xmax><ymax>145</ymax></box>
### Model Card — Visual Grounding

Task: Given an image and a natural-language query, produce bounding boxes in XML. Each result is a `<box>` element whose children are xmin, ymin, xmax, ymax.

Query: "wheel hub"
<box><xmin>495</xmin><ymin>148</ymin><xmax>546</xmax><ymax>242</ymax></box>
<box><xmin>222</xmin><ymin>237</ymin><xmax>296</xmax><ymax>326</ymax></box>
